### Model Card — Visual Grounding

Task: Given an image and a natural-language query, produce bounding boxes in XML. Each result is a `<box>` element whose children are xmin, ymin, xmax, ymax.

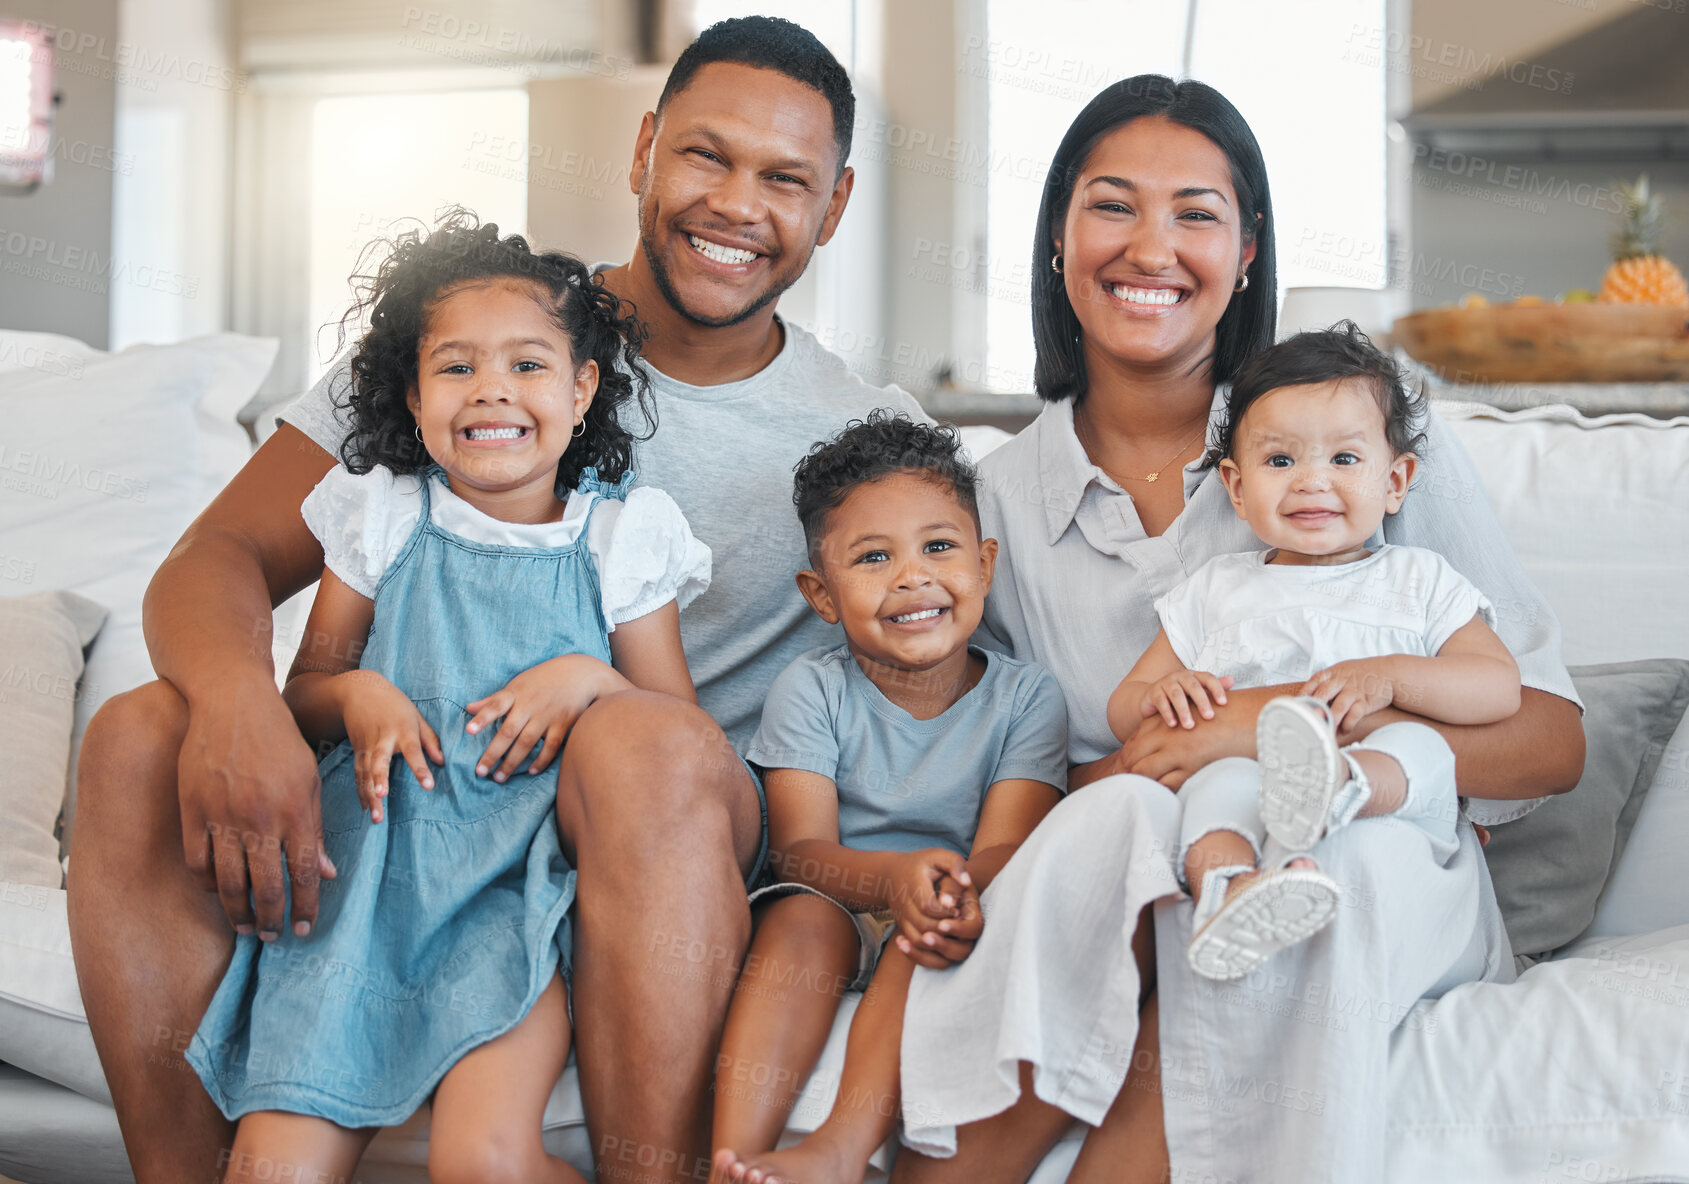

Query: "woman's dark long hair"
<box><xmin>1031</xmin><ymin>75</ymin><xmax>1276</xmax><ymax>402</ymax></box>
<box><xmin>335</xmin><ymin>209</ymin><xmax>654</xmax><ymax>494</ymax></box>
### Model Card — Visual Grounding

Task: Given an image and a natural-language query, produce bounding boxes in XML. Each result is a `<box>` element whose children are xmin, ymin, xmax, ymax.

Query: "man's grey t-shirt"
<box><xmin>744</xmin><ymin>645</ymin><xmax>1069</xmax><ymax>856</ymax></box>
<box><xmin>278</xmin><ymin>316</ymin><xmax>926</xmax><ymax>749</ymax></box>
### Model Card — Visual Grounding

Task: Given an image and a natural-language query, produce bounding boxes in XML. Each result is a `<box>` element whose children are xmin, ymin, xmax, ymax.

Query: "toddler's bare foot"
<box><xmin>712</xmin><ymin>1126</ymin><xmax>870</xmax><ymax>1184</ymax></box>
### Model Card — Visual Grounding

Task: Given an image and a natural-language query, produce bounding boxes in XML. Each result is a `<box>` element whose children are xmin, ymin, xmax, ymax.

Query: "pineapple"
<box><xmin>1599</xmin><ymin>176</ymin><xmax>1689</xmax><ymax>306</ymax></box>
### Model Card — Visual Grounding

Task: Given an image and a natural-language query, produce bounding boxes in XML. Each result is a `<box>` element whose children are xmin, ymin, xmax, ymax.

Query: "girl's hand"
<box><xmin>887</xmin><ymin>849</ymin><xmax>977</xmax><ymax>969</ymax></box>
<box><xmin>1300</xmin><ymin>659</ymin><xmax>1397</xmax><ymax>733</ymax></box>
<box><xmin>1140</xmin><ymin>670</ymin><xmax>1234</xmax><ymax>730</ymax></box>
<box><xmin>337</xmin><ymin>670</ymin><xmax>442</xmax><ymax>823</ymax></box>
<box><xmin>465</xmin><ymin>655</ymin><xmax>632</xmax><ymax>783</ymax></box>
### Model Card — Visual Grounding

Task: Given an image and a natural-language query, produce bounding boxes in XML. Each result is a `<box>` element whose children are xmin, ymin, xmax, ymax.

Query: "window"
<box><xmin>305</xmin><ymin>89</ymin><xmax>529</xmax><ymax>384</ymax></box>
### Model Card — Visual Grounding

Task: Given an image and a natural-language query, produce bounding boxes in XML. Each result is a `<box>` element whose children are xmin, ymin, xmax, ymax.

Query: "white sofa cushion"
<box><xmin>0</xmin><ymin>333</ymin><xmax>278</xmax><ymax>846</ymax></box>
<box><xmin>0</xmin><ymin>884</ymin><xmax>106</xmax><ymax>1101</ymax></box>
<box><xmin>1388</xmin><ymin>925</ymin><xmax>1689</xmax><ymax>1183</ymax></box>
<box><xmin>1436</xmin><ymin>401</ymin><xmax>1689</xmax><ymax>667</ymax></box>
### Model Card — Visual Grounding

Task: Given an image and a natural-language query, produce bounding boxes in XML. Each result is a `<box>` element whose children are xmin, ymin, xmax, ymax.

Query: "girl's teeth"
<box><xmin>688</xmin><ymin>235</ymin><xmax>759</xmax><ymax>265</ymax></box>
<box><xmin>1110</xmin><ymin>285</ymin><xmax>1181</xmax><ymax>306</ymax></box>
<box><xmin>466</xmin><ymin>427</ymin><xmax>524</xmax><ymax>440</ymax></box>
<box><xmin>891</xmin><ymin>608</ymin><xmax>943</xmax><ymax>623</ymax></box>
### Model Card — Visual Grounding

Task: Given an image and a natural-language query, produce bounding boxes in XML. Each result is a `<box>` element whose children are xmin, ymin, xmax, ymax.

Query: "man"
<box><xmin>68</xmin><ymin>17</ymin><xmax>923</xmax><ymax>1183</ymax></box>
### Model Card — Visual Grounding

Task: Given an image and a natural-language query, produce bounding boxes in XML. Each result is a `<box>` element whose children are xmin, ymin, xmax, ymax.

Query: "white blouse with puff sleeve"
<box><xmin>299</xmin><ymin>466</ymin><xmax>711</xmax><ymax>629</ymax></box>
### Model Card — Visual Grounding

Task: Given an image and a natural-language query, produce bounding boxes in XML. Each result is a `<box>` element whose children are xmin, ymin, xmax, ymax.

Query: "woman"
<box><xmin>891</xmin><ymin>76</ymin><xmax>1584</xmax><ymax>1183</ymax></box>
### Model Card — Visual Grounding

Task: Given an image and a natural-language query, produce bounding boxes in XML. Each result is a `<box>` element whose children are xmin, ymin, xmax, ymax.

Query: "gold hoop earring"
<box><xmin>1051</xmin><ymin>253</ymin><xmax>1063</xmax><ymax>274</ymax></box>
<box><xmin>1234</xmin><ymin>273</ymin><xmax>1249</xmax><ymax>293</ymax></box>
<box><xmin>572</xmin><ymin>420</ymin><xmax>586</xmax><ymax>438</ymax></box>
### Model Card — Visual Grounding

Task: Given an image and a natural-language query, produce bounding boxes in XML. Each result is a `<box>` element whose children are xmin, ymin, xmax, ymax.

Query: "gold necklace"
<box><xmin>1079</xmin><ymin>418</ymin><xmax>1208</xmax><ymax>485</ymax></box>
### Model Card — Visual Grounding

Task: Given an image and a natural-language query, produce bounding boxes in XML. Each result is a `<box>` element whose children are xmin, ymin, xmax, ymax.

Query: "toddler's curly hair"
<box><xmin>792</xmin><ymin>410</ymin><xmax>979</xmax><ymax>569</ymax></box>
<box><xmin>335</xmin><ymin>209</ymin><xmax>654</xmax><ymax>493</ymax></box>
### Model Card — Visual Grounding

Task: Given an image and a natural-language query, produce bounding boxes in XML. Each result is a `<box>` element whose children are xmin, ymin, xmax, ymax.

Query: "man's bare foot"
<box><xmin>711</xmin><ymin>1125</ymin><xmax>870</xmax><ymax>1184</ymax></box>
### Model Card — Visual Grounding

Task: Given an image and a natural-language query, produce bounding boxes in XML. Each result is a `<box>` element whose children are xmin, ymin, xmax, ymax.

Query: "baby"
<box><xmin>711</xmin><ymin>411</ymin><xmax>1068</xmax><ymax>1184</ymax></box>
<box><xmin>1107</xmin><ymin>322</ymin><xmax>1522</xmax><ymax>981</ymax></box>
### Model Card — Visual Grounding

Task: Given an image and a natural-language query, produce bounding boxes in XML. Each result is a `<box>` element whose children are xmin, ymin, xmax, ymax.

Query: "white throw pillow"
<box><xmin>0</xmin><ymin>331</ymin><xmax>100</xmax><ymax>379</ymax></box>
<box><xmin>0</xmin><ymin>334</ymin><xmax>278</xmax><ymax>841</ymax></box>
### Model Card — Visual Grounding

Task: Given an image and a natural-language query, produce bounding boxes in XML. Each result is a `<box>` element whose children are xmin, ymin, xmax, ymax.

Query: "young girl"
<box><xmin>187</xmin><ymin>215</ymin><xmax>710</xmax><ymax>1183</ymax></box>
<box><xmin>1106</xmin><ymin>323</ymin><xmax>1521</xmax><ymax>981</ymax></box>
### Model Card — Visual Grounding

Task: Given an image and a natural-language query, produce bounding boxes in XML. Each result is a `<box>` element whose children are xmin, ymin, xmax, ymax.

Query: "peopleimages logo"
<box><xmin>0</xmin><ymin>445</ymin><xmax>150</xmax><ymax>502</ymax></box>
<box><xmin>20</xmin><ymin>20</ymin><xmax>247</xmax><ymax>93</ymax></box>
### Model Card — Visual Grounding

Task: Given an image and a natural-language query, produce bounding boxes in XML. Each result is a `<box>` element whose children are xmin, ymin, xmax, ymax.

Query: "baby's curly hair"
<box><xmin>335</xmin><ymin>209</ymin><xmax>654</xmax><ymax>493</ymax></box>
<box><xmin>1208</xmin><ymin>320</ymin><xmax>1427</xmax><ymax>466</ymax></box>
<box><xmin>792</xmin><ymin>410</ymin><xmax>979</xmax><ymax>569</ymax></box>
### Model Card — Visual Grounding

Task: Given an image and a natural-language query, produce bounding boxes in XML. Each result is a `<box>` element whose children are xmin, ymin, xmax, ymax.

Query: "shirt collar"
<box><xmin>1034</xmin><ymin>386</ymin><xmax>1231</xmax><ymax>547</ymax></box>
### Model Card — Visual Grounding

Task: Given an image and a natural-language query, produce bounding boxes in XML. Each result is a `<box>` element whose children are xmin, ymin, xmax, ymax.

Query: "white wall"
<box><xmin>1404</xmin><ymin>0</ymin><xmax>1683</xmax><ymax>310</ymax></box>
<box><xmin>0</xmin><ymin>0</ymin><xmax>118</xmax><ymax>347</ymax></box>
<box><xmin>108</xmin><ymin>0</ymin><xmax>238</xmax><ymax>349</ymax></box>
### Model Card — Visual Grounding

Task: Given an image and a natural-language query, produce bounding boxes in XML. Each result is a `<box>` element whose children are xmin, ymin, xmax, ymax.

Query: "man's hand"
<box><xmin>465</xmin><ymin>655</ymin><xmax>632</xmax><ymax>782</ymax></box>
<box><xmin>177</xmin><ymin>673</ymin><xmax>334</xmax><ymax>940</ymax></box>
<box><xmin>886</xmin><ymin>849</ymin><xmax>978</xmax><ymax>969</ymax></box>
<box><xmin>338</xmin><ymin>670</ymin><xmax>443</xmax><ymax>821</ymax></box>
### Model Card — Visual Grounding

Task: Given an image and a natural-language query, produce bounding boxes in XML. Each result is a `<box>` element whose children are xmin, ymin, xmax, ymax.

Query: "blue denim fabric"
<box><xmin>188</xmin><ymin>467</ymin><xmax>617</xmax><ymax>1126</ymax></box>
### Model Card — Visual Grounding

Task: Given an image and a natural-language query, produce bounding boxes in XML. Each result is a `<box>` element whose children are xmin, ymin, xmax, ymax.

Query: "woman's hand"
<box><xmin>465</xmin><ymin>655</ymin><xmax>633</xmax><ymax>782</ymax></box>
<box><xmin>337</xmin><ymin>670</ymin><xmax>442</xmax><ymax>822</ymax></box>
<box><xmin>1140</xmin><ymin>670</ymin><xmax>1233</xmax><ymax>730</ymax></box>
<box><xmin>1300</xmin><ymin>658</ymin><xmax>1397</xmax><ymax>733</ymax></box>
<box><xmin>887</xmin><ymin>849</ymin><xmax>979</xmax><ymax>969</ymax></box>
<box><xmin>1115</xmin><ymin>684</ymin><xmax>1283</xmax><ymax>789</ymax></box>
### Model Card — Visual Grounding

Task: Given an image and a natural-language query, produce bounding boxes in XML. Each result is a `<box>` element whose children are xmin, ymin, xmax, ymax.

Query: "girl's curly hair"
<box><xmin>335</xmin><ymin>209</ymin><xmax>654</xmax><ymax>493</ymax></box>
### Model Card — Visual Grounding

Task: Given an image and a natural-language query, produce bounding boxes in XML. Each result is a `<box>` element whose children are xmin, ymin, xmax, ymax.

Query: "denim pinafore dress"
<box><xmin>188</xmin><ymin>466</ymin><xmax>627</xmax><ymax>1127</ymax></box>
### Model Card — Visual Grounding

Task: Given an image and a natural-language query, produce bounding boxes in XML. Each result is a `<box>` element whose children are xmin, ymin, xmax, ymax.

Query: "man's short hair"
<box><xmin>657</xmin><ymin>15</ymin><xmax>855</xmax><ymax>177</ymax></box>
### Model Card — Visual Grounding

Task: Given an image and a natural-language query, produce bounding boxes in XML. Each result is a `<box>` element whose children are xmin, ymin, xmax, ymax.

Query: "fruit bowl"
<box><xmin>1392</xmin><ymin>303</ymin><xmax>1689</xmax><ymax>384</ymax></box>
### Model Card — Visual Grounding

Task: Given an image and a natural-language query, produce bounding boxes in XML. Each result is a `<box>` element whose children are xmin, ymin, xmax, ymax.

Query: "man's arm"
<box><xmin>144</xmin><ymin>424</ymin><xmax>339</xmax><ymax>939</ymax></box>
<box><xmin>145</xmin><ymin>424</ymin><xmax>336</xmax><ymax>688</ymax></box>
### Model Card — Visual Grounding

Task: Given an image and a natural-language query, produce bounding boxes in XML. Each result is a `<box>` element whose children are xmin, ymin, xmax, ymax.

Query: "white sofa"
<box><xmin>3</xmin><ymin>331</ymin><xmax>1689</xmax><ymax>1183</ymax></box>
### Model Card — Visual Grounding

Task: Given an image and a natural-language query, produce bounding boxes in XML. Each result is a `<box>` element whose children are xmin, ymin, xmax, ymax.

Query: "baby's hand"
<box><xmin>887</xmin><ymin>849</ymin><xmax>976</xmax><ymax>970</ymax></box>
<box><xmin>337</xmin><ymin>670</ymin><xmax>442</xmax><ymax>823</ymax></box>
<box><xmin>1300</xmin><ymin>659</ymin><xmax>1396</xmax><ymax>733</ymax></box>
<box><xmin>1141</xmin><ymin>670</ymin><xmax>1233</xmax><ymax>730</ymax></box>
<box><xmin>465</xmin><ymin>655</ymin><xmax>624</xmax><ymax>783</ymax></box>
